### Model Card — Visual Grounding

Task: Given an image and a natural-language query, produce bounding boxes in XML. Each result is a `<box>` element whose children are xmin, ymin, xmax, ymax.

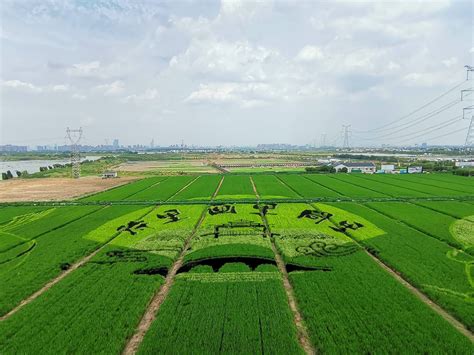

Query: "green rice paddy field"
<box><xmin>0</xmin><ymin>173</ymin><xmax>473</xmax><ymax>354</ymax></box>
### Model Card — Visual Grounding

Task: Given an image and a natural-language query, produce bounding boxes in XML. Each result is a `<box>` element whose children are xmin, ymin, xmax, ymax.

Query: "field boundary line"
<box><xmin>123</xmin><ymin>177</ymin><xmax>169</xmax><ymax>201</ymax></box>
<box><xmin>259</xmin><ymin>207</ymin><xmax>316</xmax><ymax>355</ymax></box>
<box><xmin>274</xmin><ymin>175</ymin><xmax>309</xmax><ymax>198</ymax></box>
<box><xmin>411</xmin><ymin>200</ymin><xmax>474</xmax><ymax>220</ymax></box>
<box><xmin>122</xmin><ymin>181</ymin><xmax>223</xmax><ymax>355</ymax></box>
<box><xmin>413</xmin><ymin>175</ymin><xmax>474</xmax><ymax>188</ymax></box>
<box><xmin>250</xmin><ymin>176</ymin><xmax>260</xmax><ymax>201</ymax></box>
<box><xmin>165</xmin><ymin>175</ymin><xmax>200</xmax><ymax>201</ymax></box>
<box><xmin>212</xmin><ymin>176</ymin><xmax>225</xmax><ymax>200</ymax></box>
<box><xmin>0</xmin><ymin>205</ymin><xmax>156</xmax><ymax>321</ymax></box>
<box><xmin>2</xmin><ymin>195</ymin><xmax>473</xmax><ymax>207</ymax></box>
<box><xmin>383</xmin><ymin>174</ymin><xmax>472</xmax><ymax>195</ymax></box>
<box><xmin>77</xmin><ymin>177</ymin><xmax>141</xmax><ymax>201</ymax></box>
<box><xmin>301</xmin><ymin>175</ymin><xmax>344</xmax><ymax>197</ymax></box>
<box><xmin>353</xmin><ymin>174</ymin><xmax>435</xmax><ymax>196</ymax></box>
<box><xmin>328</xmin><ymin>175</ymin><xmax>391</xmax><ymax>197</ymax></box>
<box><xmin>310</xmin><ymin>203</ymin><xmax>474</xmax><ymax>342</ymax></box>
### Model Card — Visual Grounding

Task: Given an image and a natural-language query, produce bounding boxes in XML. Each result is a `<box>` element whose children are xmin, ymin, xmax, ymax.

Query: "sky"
<box><xmin>0</xmin><ymin>0</ymin><xmax>473</xmax><ymax>148</ymax></box>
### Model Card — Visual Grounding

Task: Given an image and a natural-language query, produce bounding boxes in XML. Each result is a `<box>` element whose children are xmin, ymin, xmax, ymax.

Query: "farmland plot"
<box><xmin>169</xmin><ymin>175</ymin><xmax>221</xmax><ymax>201</ymax></box>
<box><xmin>304</xmin><ymin>175</ymin><xmax>387</xmax><ymax>197</ymax></box>
<box><xmin>366</xmin><ymin>202</ymin><xmax>467</xmax><ymax>248</ymax></box>
<box><xmin>0</xmin><ymin>205</ymin><xmax>100</xmax><ymax>249</ymax></box>
<box><xmin>138</xmin><ymin>273</ymin><xmax>302</xmax><ymax>354</ymax></box>
<box><xmin>126</xmin><ymin>175</ymin><xmax>195</xmax><ymax>201</ymax></box>
<box><xmin>278</xmin><ymin>174</ymin><xmax>341</xmax><ymax>198</ymax></box>
<box><xmin>251</xmin><ymin>175</ymin><xmax>300</xmax><ymax>199</ymax></box>
<box><xmin>82</xmin><ymin>177</ymin><xmax>165</xmax><ymax>201</ymax></box>
<box><xmin>368</xmin><ymin>174</ymin><xmax>468</xmax><ymax>196</ymax></box>
<box><xmin>215</xmin><ymin>175</ymin><xmax>256</xmax><ymax>200</ymax></box>
<box><xmin>402</xmin><ymin>174</ymin><xmax>474</xmax><ymax>195</ymax></box>
<box><xmin>329</xmin><ymin>202</ymin><xmax>474</xmax><ymax>330</ymax></box>
<box><xmin>335</xmin><ymin>174</ymin><xmax>430</xmax><ymax>197</ymax></box>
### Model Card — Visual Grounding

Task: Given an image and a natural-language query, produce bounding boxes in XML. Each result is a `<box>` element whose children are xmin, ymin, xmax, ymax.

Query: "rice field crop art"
<box><xmin>0</xmin><ymin>205</ymin><xmax>145</xmax><ymax>316</ymax></box>
<box><xmin>90</xmin><ymin>204</ymin><xmax>206</xmax><ymax>266</ymax></box>
<box><xmin>185</xmin><ymin>203</ymin><xmax>275</xmax><ymax>262</ymax></box>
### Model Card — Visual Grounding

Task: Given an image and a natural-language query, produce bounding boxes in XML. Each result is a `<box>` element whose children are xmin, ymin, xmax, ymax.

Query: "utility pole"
<box><xmin>342</xmin><ymin>125</ymin><xmax>351</xmax><ymax>149</ymax></box>
<box><xmin>66</xmin><ymin>127</ymin><xmax>83</xmax><ymax>179</ymax></box>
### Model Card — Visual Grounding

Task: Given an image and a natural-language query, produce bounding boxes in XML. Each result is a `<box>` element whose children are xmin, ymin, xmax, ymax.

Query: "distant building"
<box><xmin>408</xmin><ymin>166</ymin><xmax>423</xmax><ymax>174</ymax></box>
<box><xmin>0</xmin><ymin>145</ymin><xmax>28</xmax><ymax>152</ymax></box>
<box><xmin>113</xmin><ymin>139</ymin><xmax>119</xmax><ymax>149</ymax></box>
<box><xmin>333</xmin><ymin>162</ymin><xmax>376</xmax><ymax>173</ymax></box>
<box><xmin>455</xmin><ymin>161</ymin><xmax>474</xmax><ymax>168</ymax></box>
<box><xmin>102</xmin><ymin>171</ymin><xmax>118</xmax><ymax>178</ymax></box>
<box><xmin>381</xmin><ymin>164</ymin><xmax>395</xmax><ymax>173</ymax></box>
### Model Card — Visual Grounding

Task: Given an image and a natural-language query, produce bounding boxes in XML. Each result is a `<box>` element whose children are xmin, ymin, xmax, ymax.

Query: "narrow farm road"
<box><xmin>259</xmin><ymin>210</ymin><xmax>316</xmax><ymax>355</ymax></box>
<box><xmin>250</xmin><ymin>176</ymin><xmax>260</xmax><ymax>200</ymax></box>
<box><xmin>122</xmin><ymin>177</ymin><xmax>224</xmax><ymax>355</ymax></box>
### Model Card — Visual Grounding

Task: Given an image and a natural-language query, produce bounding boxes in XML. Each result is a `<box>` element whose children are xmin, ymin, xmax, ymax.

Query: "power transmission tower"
<box><xmin>465</xmin><ymin>65</ymin><xmax>474</xmax><ymax>80</ymax></box>
<box><xmin>462</xmin><ymin>66</ymin><xmax>474</xmax><ymax>148</ymax></box>
<box><xmin>320</xmin><ymin>133</ymin><xmax>327</xmax><ymax>148</ymax></box>
<box><xmin>341</xmin><ymin>125</ymin><xmax>351</xmax><ymax>149</ymax></box>
<box><xmin>66</xmin><ymin>127</ymin><xmax>83</xmax><ymax>179</ymax></box>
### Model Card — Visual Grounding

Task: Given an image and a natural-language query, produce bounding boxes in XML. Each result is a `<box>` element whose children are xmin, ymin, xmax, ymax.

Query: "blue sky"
<box><xmin>1</xmin><ymin>0</ymin><xmax>473</xmax><ymax>147</ymax></box>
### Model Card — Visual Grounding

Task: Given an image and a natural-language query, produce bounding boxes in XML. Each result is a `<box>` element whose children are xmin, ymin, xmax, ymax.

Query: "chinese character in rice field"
<box><xmin>208</xmin><ymin>204</ymin><xmax>236</xmax><ymax>215</ymax></box>
<box><xmin>254</xmin><ymin>203</ymin><xmax>277</xmax><ymax>216</ymax></box>
<box><xmin>116</xmin><ymin>220</ymin><xmax>148</xmax><ymax>235</ymax></box>
<box><xmin>330</xmin><ymin>220</ymin><xmax>364</xmax><ymax>233</ymax></box>
<box><xmin>157</xmin><ymin>209</ymin><xmax>181</xmax><ymax>223</ymax></box>
<box><xmin>298</xmin><ymin>209</ymin><xmax>333</xmax><ymax>224</ymax></box>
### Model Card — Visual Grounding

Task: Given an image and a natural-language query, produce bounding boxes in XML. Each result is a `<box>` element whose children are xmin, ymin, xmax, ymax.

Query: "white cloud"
<box><xmin>123</xmin><ymin>88</ymin><xmax>159</xmax><ymax>103</ymax></box>
<box><xmin>296</xmin><ymin>46</ymin><xmax>324</xmax><ymax>62</ymax></box>
<box><xmin>94</xmin><ymin>80</ymin><xmax>125</xmax><ymax>96</ymax></box>
<box><xmin>72</xmin><ymin>93</ymin><xmax>86</xmax><ymax>100</ymax></box>
<box><xmin>2</xmin><ymin>79</ymin><xmax>43</xmax><ymax>93</ymax></box>
<box><xmin>441</xmin><ymin>57</ymin><xmax>458</xmax><ymax>68</ymax></box>
<box><xmin>67</xmin><ymin>61</ymin><xmax>101</xmax><ymax>77</ymax></box>
<box><xmin>52</xmin><ymin>84</ymin><xmax>69</xmax><ymax>92</ymax></box>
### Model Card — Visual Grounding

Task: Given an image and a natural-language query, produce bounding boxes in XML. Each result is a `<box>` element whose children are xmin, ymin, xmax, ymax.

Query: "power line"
<box><xmin>354</xmin><ymin>98</ymin><xmax>461</xmax><ymax>139</ymax></box>
<box><xmin>356</xmin><ymin>79</ymin><xmax>468</xmax><ymax>133</ymax></box>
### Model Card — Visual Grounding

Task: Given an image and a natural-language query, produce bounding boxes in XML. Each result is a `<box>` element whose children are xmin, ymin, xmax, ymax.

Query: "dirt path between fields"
<box><xmin>212</xmin><ymin>176</ymin><xmax>225</xmax><ymax>200</ymax></box>
<box><xmin>365</xmin><ymin>250</ymin><xmax>474</xmax><ymax>341</ymax></box>
<box><xmin>250</xmin><ymin>176</ymin><xmax>260</xmax><ymax>200</ymax></box>
<box><xmin>0</xmin><ymin>206</ymin><xmax>156</xmax><ymax>322</ymax></box>
<box><xmin>260</xmin><ymin>211</ymin><xmax>316</xmax><ymax>355</ymax></box>
<box><xmin>122</xmin><ymin>178</ymin><xmax>224</xmax><ymax>355</ymax></box>
<box><xmin>165</xmin><ymin>175</ymin><xmax>200</xmax><ymax>201</ymax></box>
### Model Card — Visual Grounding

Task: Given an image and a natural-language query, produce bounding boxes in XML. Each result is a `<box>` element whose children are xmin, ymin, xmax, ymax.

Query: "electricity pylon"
<box><xmin>66</xmin><ymin>127</ymin><xmax>83</xmax><ymax>178</ymax></box>
<box><xmin>342</xmin><ymin>125</ymin><xmax>351</xmax><ymax>149</ymax></box>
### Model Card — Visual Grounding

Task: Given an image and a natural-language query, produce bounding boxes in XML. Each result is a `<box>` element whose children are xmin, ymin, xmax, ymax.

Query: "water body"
<box><xmin>0</xmin><ymin>156</ymin><xmax>101</xmax><ymax>179</ymax></box>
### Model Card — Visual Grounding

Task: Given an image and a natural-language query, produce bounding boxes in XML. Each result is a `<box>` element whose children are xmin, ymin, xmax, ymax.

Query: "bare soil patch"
<box><xmin>0</xmin><ymin>176</ymin><xmax>138</xmax><ymax>202</ymax></box>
